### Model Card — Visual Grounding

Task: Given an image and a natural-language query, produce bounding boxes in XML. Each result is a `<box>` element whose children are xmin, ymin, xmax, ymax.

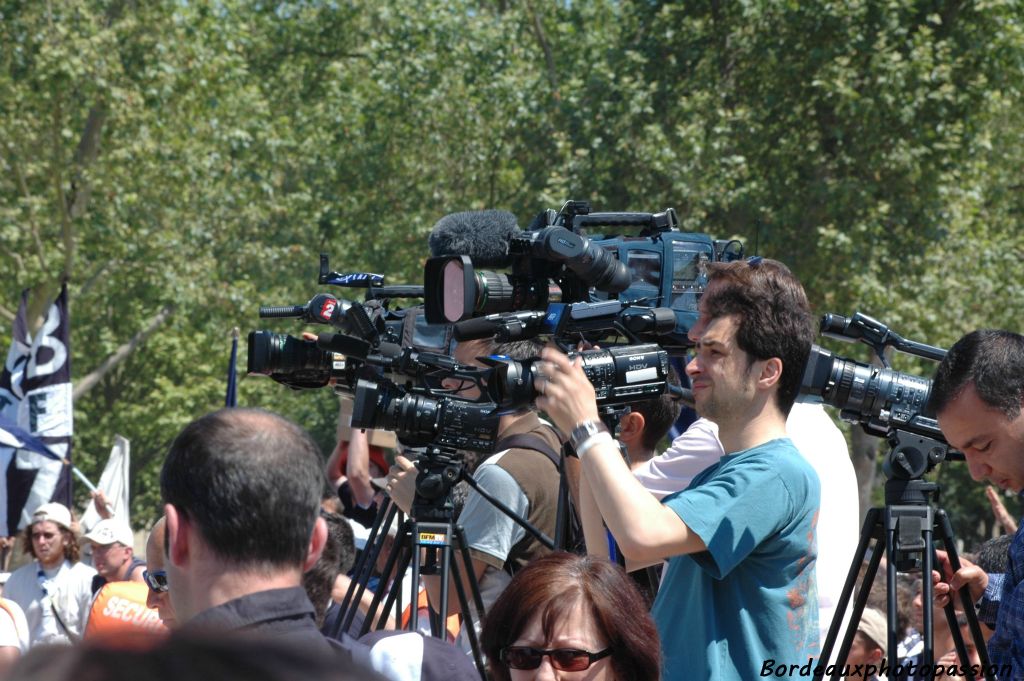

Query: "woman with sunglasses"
<box><xmin>481</xmin><ymin>552</ymin><xmax>660</xmax><ymax>681</ymax></box>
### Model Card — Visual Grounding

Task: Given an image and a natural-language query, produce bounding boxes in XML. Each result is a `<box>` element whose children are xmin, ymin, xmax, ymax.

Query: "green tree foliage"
<box><xmin>1</xmin><ymin>0</ymin><xmax>1022</xmax><ymax>541</ymax></box>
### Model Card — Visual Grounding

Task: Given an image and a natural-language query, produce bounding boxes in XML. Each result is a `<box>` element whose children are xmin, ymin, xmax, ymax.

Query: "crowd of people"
<box><xmin>0</xmin><ymin>257</ymin><xmax>1021</xmax><ymax>680</ymax></box>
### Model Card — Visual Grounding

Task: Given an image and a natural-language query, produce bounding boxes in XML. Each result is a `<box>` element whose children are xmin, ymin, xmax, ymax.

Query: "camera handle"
<box><xmin>813</xmin><ymin>432</ymin><xmax>993</xmax><ymax>681</ymax></box>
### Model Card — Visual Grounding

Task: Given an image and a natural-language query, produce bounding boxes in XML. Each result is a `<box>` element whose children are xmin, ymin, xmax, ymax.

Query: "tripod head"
<box><xmin>409</xmin><ymin>446</ymin><xmax>466</xmax><ymax>523</ymax></box>
<box><xmin>881</xmin><ymin>428</ymin><xmax>957</xmax><ymax>572</ymax></box>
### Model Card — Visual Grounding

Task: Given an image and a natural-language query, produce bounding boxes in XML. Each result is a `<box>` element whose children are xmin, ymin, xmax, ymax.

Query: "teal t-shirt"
<box><xmin>651</xmin><ymin>437</ymin><xmax>820</xmax><ymax>680</ymax></box>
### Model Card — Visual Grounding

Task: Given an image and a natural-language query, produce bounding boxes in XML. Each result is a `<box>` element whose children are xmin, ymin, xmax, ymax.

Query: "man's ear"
<box><xmin>618</xmin><ymin>411</ymin><xmax>646</xmax><ymax>445</ymax></box>
<box><xmin>303</xmin><ymin>516</ymin><xmax>328</xmax><ymax>573</ymax></box>
<box><xmin>164</xmin><ymin>503</ymin><xmax>190</xmax><ymax>567</ymax></box>
<box><xmin>757</xmin><ymin>357</ymin><xmax>783</xmax><ymax>390</ymax></box>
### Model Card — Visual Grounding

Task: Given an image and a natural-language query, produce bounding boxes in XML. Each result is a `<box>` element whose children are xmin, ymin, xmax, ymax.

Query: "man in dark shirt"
<box><xmin>160</xmin><ymin>408</ymin><xmax>356</xmax><ymax>657</ymax></box>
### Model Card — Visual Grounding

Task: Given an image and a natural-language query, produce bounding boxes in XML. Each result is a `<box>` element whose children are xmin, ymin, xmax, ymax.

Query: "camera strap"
<box><xmin>490</xmin><ymin>433</ymin><xmax>561</xmax><ymax>468</ymax></box>
<box><xmin>491</xmin><ymin>431</ymin><xmax>586</xmax><ymax>562</ymax></box>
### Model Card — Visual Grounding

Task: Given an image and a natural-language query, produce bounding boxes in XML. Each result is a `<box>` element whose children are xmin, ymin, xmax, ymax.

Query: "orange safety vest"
<box><xmin>84</xmin><ymin>581</ymin><xmax>167</xmax><ymax>640</ymax></box>
<box><xmin>401</xmin><ymin>589</ymin><xmax>461</xmax><ymax>642</ymax></box>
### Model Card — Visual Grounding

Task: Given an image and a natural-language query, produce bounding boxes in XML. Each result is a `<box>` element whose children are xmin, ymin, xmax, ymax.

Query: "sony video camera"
<box><xmin>422</xmin><ymin>200</ymin><xmax>743</xmax><ymax>354</ymax></box>
<box><xmin>799</xmin><ymin>312</ymin><xmax>957</xmax><ymax>479</ymax></box>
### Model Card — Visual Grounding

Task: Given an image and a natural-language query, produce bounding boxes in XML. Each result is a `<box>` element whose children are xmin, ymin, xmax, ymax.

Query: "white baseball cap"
<box><xmin>31</xmin><ymin>502</ymin><xmax>72</xmax><ymax>531</ymax></box>
<box><xmin>82</xmin><ymin>518</ymin><xmax>133</xmax><ymax>547</ymax></box>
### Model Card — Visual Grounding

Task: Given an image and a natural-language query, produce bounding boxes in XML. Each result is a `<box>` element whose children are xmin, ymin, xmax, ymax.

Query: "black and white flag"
<box><xmin>0</xmin><ymin>284</ymin><xmax>73</xmax><ymax>536</ymax></box>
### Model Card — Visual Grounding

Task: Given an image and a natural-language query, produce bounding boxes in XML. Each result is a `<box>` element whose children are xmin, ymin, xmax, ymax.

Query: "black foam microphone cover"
<box><xmin>428</xmin><ymin>210</ymin><xmax>520</xmax><ymax>264</ymax></box>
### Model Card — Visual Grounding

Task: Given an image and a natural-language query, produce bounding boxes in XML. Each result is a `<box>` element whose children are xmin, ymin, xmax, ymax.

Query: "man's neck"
<box><xmin>716</xmin><ymin>403</ymin><xmax>788</xmax><ymax>454</ymax></box>
<box><xmin>187</xmin><ymin>563</ymin><xmax>302</xmax><ymax>619</ymax></box>
<box><xmin>497</xmin><ymin>410</ymin><xmax>538</xmax><ymax>435</ymax></box>
<box><xmin>626</xmin><ymin>446</ymin><xmax>655</xmax><ymax>470</ymax></box>
<box><xmin>115</xmin><ymin>560</ymin><xmax>133</xmax><ymax>581</ymax></box>
<box><xmin>38</xmin><ymin>556</ymin><xmax>65</xmax><ymax>571</ymax></box>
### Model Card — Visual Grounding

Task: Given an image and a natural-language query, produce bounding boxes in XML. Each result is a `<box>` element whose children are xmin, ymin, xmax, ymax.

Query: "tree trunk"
<box><xmin>851</xmin><ymin>425</ymin><xmax>880</xmax><ymax>519</ymax></box>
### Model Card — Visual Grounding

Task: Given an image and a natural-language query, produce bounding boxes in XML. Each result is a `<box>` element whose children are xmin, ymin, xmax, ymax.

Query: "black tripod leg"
<box><xmin>453</xmin><ymin>525</ymin><xmax>487</xmax><ymax>628</ymax></box>
<box><xmin>829</xmin><ymin>518</ymin><xmax>886</xmax><ymax>681</ymax></box>
<box><xmin>448</xmin><ymin>545</ymin><xmax>486</xmax><ymax>681</ymax></box>
<box><xmin>375</xmin><ymin>539</ymin><xmax>415</xmax><ymax>634</ymax></box>
<box><xmin>935</xmin><ymin>510</ymin><xmax>994</xmax><ymax>681</ymax></box>
<box><xmin>815</xmin><ymin>507</ymin><xmax>881</xmax><ymax>680</ymax></box>
<box><xmin>884</xmin><ymin>503</ymin><xmax>917</xmax><ymax>667</ymax></box>
<box><xmin>334</xmin><ymin>500</ymin><xmax>399</xmax><ymax>639</ymax></box>
<box><xmin>919</xmin><ymin>522</ymin><xmax>935</xmax><ymax>671</ymax></box>
<box><xmin>361</xmin><ymin>519</ymin><xmax>411</xmax><ymax>637</ymax></box>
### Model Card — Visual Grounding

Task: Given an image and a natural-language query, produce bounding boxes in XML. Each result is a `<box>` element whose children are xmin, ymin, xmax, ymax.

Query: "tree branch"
<box><xmin>0</xmin><ymin>303</ymin><xmax>15</xmax><ymax>324</ymax></box>
<box><xmin>2</xmin><ymin>142</ymin><xmax>46</xmax><ymax>268</ymax></box>
<box><xmin>62</xmin><ymin>105</ymin><xmax>107</xmax><ymax>283</ymax></box>
<box><xmin>0</xmin><ymin>240</ymin><xmax>26</xmax><ymax>276</ymax></box>
<box><xmin>523</xmin><ymin>0</ymin><xmax>559</xmax><ymax>97</ymax></box>
<box><xmin>68</xmin><ymin>106</ymin><xmax>106</xmax><ymax>221</ymax></box>
<box><xmin>79</xmin><ymin>259</ymin><xmax>120</xmax><ymax>298</ymax></box>
<box><xmin>51</xmin><ymin>101</ymin><xmax>73</xmax><ymax>278</ymax></box>
<box><xmin>73</xmin><ymin>304</ymin><xmax>176</xmax><ymax>400</ymax></box>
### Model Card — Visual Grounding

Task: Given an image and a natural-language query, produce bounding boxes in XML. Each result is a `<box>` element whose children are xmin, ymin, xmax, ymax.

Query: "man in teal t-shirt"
<box><xmin>539</xmin><ymin>257</ymin><xmax>821</xmax><ymax>680</ymax></box>
<box><xmin>654</xmin><ymin>437</ymin><xmax>819</xmax><ymax>678</ymax></box>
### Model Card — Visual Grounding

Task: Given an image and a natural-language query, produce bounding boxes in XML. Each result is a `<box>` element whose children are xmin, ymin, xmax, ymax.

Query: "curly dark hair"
<box><xmin>700</xmin><ymin>258</ymin><xmax>815</xmax><ymax>415</ymax></box>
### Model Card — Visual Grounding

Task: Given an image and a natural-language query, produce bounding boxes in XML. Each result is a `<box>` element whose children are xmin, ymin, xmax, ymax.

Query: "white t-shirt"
<box><xmin>3</xmin><ymin>560</ymin><xmax>96</xmax><ymax>646</ymax></box>
<box><xmin>633</xmin><ymin>402</ymin><xmax>860</xmax><ymax>648</ymax></box>
<box><xmin>0</xmin><ymin>598</ymin><xmax>29</xmax><ymax>652</ymax></box>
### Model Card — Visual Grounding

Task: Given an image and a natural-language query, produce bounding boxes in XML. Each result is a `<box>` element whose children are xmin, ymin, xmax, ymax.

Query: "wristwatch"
<box><xmin>568</xmin><ymin>420</ymin><xmax>610</xmax><ymax>455</ymax></box>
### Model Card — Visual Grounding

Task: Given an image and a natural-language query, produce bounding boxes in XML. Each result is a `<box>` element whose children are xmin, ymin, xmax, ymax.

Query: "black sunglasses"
<box><xmin>500</xmin><ymin>646</ymin><xmax>612</xmax><ymax>672</ymax></box>
<box><xmin>143</xmin><ymin>569</ymin><xmax>169</xmax><ymax>593</ymax></box>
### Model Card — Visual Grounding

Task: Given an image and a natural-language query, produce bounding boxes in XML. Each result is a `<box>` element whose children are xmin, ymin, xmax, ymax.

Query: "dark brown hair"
<box><xmin>22</xmin><ymin>523</ymin><xmax>80</xmax><ymax>563</ymax></box>
<box><xmin>700</xmin><ymin>258</ymin><xmax>814</xmax><ymax>415</ymax></box>
<box><xmin>481</xmin><ymin>552</ymin><xmax>660</xmax><ymax>681</ymax></box>
<box><xmin>930</xmin><ymin>329</ymin><xmax>1024</xmax><ymax>418</ymax></box>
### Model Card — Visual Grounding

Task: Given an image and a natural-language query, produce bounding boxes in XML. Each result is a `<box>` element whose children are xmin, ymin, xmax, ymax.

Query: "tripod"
<box><xmin>815</xmin><ymin>430</ymin><xmax>994</xmax><ymax>681</ymax></box>
<box><xmin>329</xmin><ymin>444</ymin><xmax>558</xmax><ymax>680</ymax></box>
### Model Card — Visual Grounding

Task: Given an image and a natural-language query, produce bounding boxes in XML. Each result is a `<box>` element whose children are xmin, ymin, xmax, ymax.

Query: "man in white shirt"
<box><xmin>3</xmin><ymin>503</ymin><xmax>96</xmax><ymax>645</ymax></box>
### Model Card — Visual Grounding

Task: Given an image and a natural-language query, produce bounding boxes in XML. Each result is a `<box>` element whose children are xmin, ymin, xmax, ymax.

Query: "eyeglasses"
<box><xmin>500</xmin><ymin>646</ymin><xmax>612</xmax><ymax>672</ymax></box>
<box><xmin>143</xmin><ymin>569</ymin><xmax>169</xmax><ymax>593</ymax></box>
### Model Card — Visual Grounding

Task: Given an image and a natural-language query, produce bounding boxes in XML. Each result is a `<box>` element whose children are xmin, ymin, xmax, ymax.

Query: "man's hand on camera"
<box><xmin>385</xmin><ymin>455</ymin><xmax>418</xmax><ymax>515</ymax></box>
<box><xmin>932</xmin><ymin>549</ymin><xmax>988</xmax><ymax>609</ymax></box>
<box><xmin>535</xmin><ymin>347</ymin><xmax>600</xmax><ymax>437</ymax></box>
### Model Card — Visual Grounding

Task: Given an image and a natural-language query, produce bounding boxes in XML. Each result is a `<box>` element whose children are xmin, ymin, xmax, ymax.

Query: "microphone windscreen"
<box><xmin>428</xmin><ymin>210</ymin><xmax>519</xmax><ymax>266</ymax></box>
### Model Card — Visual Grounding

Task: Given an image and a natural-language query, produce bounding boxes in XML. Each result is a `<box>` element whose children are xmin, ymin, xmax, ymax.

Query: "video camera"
<box><xmin>349</xmin><ymin>377</ymin><xmax>502</xmax><ymax>453</ymax></box>
<box><xmin>799</xmin><ymin>312</ymin><xmax>959</xmax><ymax>478</ymax></box>
<box><xmin>484</xmin><ymin>343</ymin><xmax>677</xmax><ymax>411</ymax></box>
<box><xmin>423</xmin><ymin>200</ymin><xmax>743</xmax><ymax>354</ymax></box>
<box><xmin>247</xmin><ymin>253</ymin><xmax>457</xmax><ymax>390</ymax></box>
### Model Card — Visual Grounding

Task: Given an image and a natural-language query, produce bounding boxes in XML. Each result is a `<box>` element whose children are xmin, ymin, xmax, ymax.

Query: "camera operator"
<box><xmin>929</xmin><ymin>329</ymin><xmax>1024</xmax><ymax>676</ymax></box>
<box><xmin>630</xmin><ymin>266</ymin><xmax>858</xmax><ymax>651</ymax></box>
<box><xmin>537</xmin><ymin>258</ymin><xmax>821</xmax><ymax>680</ymax></box>
<box><xmin>383</xmin><ymin>337</ymin><xmax>561</xmax><ymax>624</ymax></box>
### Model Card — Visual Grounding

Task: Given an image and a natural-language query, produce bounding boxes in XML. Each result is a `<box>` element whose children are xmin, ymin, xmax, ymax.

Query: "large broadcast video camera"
<box><xmin>424</xmin><ymin>200</ymin><xmax>744</xmax><ymax>354</ymax></box>
<box><xmin>798</xmin><ymin>311</ymin><xmax>960</xmax><ymax>479</ymax></box>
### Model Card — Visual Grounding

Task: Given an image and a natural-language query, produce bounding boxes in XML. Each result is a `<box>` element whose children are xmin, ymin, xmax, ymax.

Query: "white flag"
<box><xmin>80</xmin><ymin>435</ymin><xmax>131</xmax><ymax>532</ymax></box>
